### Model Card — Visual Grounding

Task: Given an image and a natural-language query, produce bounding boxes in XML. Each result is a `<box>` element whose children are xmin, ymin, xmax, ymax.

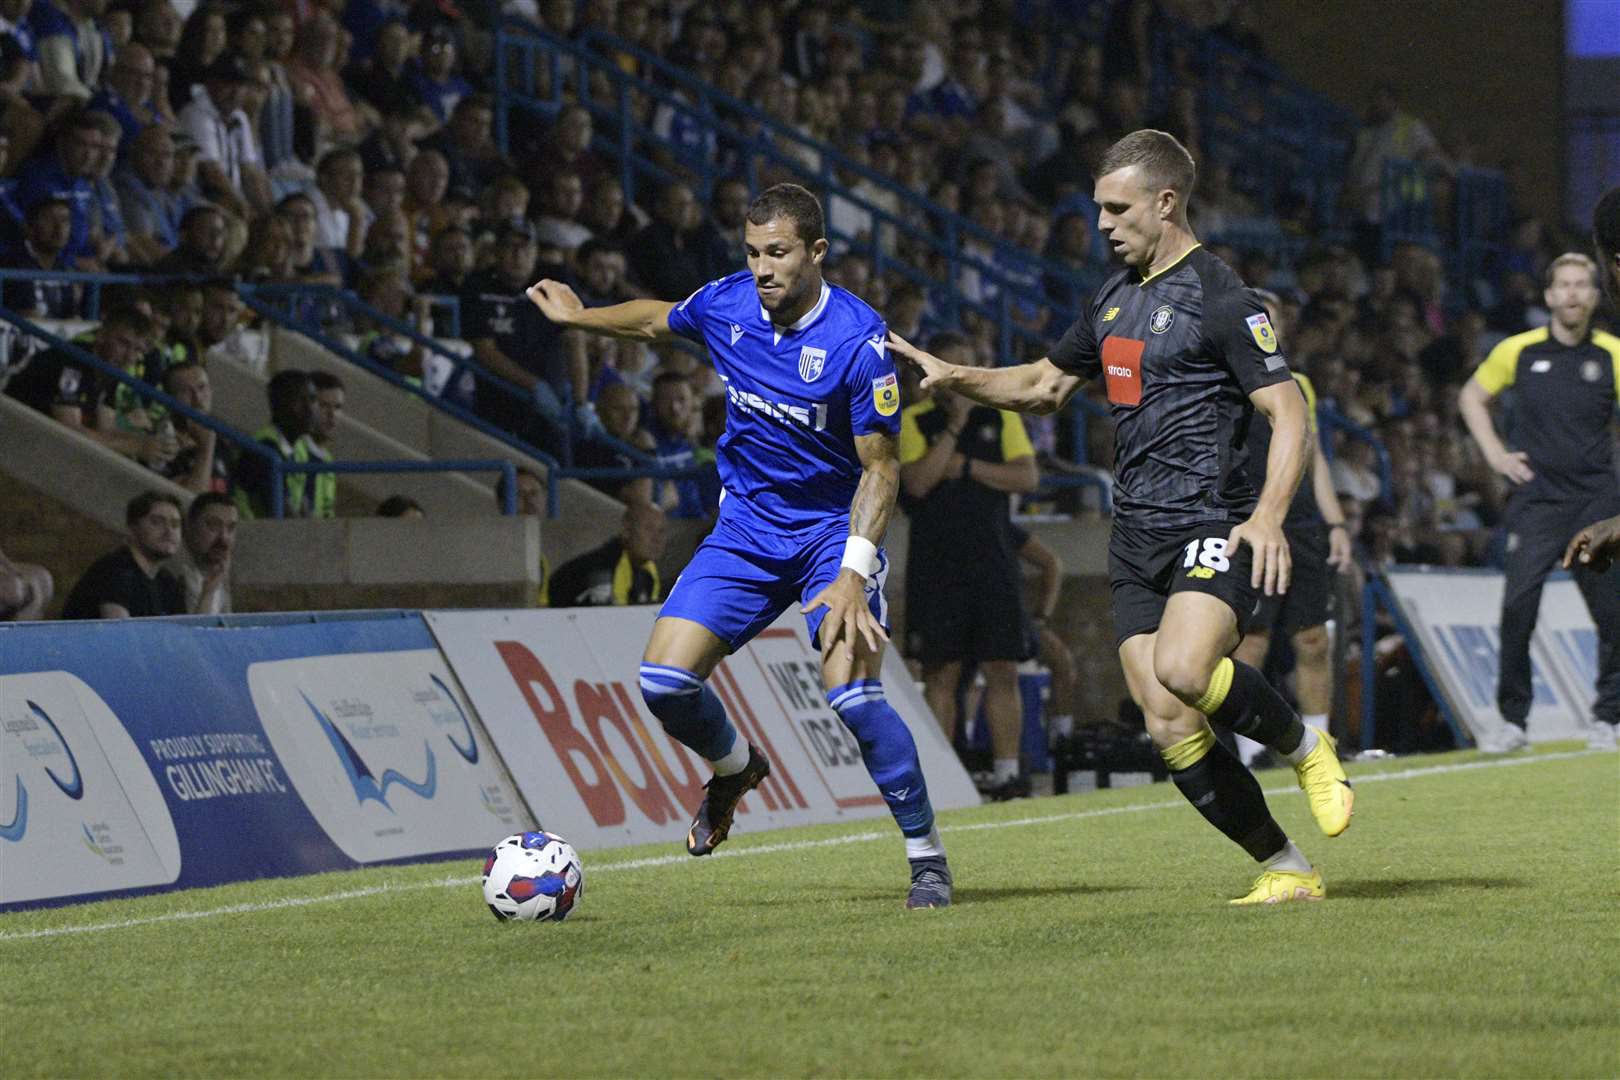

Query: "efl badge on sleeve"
<box><xmin>1245</xmin><ymin>311</ymin><xmax>1278</xmax><ymax>354</ymax></box>
<box><xmin>798</xmin><ymin>345</ymin><xmax>827</xmax><ymax>382</ymax></box>
<box><xmin>872</xmin><ymin>372</ymin><xmax>899</xmax><ymax>416</ymax></box>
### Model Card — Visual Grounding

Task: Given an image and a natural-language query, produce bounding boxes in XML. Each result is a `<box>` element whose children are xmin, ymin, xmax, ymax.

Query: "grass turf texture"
<box><xmin>2</xmin><ymin>745</ymin><xmax>1615</xmax><ymax>1078</ymax></box>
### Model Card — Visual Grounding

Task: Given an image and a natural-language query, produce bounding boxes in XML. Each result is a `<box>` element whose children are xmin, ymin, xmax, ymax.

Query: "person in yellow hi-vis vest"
<box><xmin>234</xmin><ymin>369</ymin><xmax>318</xmax><ymax>519</ymax></box>
<box><xmin>303</xmin><ymin>370</ymin><xmax>344</xmax><ymax>519</ymax></box>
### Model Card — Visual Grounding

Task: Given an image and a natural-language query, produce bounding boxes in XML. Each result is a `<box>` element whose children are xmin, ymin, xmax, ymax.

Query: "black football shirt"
<box><xmin>1048</xmin><ymin>245</ymin><xmax>1297</xmax><ymax>528</ymax></box>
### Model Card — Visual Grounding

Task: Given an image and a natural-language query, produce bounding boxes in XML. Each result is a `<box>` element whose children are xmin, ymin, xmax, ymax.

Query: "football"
<box><xmin>481</xmin><ymin>832</ymin><xmax>584</xmax><ymax>922</ymax></box>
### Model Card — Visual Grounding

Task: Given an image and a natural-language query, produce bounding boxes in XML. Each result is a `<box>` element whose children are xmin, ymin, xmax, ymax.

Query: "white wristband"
<box><xmin>840</xmin><ymin>535</ymin><xmax>881</xmax><ymax>580</ymax></box>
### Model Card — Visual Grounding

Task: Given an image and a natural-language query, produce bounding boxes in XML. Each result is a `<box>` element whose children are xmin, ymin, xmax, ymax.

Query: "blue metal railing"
<box><xmin>493</xmin><ymin>24</ymin><xmax>1096</xmax><ymax>356</ymax></box>
<box><xmin>0</xmin><ymin>305</ymin><xmax>538</xmax><ymax>518</ymax></box>
<box><xmin>1318</xmin><ymin>405</ymin><xmax>1393</xmax><ymax>505</ymax></box>
<box><xmin>280</xmin><ymin>459</ymin><xmax>520</xmax><ymax>516</ymax></box>
<box><xmin>0</xmin><ymin>303</ymin><xmax>289</xmax><ymax>516</ymax></box>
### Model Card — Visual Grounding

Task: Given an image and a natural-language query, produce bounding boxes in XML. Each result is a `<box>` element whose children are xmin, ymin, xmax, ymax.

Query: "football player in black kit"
<box><xmin>889</xmin><ymin>130</ymin><xmax>1353</xmax><ymax>904</ymax></box>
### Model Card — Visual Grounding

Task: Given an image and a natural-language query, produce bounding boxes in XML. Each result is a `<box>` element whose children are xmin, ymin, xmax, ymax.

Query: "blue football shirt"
<box><xmin>666</xmin><ymin>271</ymin><xmax>900</xmax><ymax>532</ymax></box>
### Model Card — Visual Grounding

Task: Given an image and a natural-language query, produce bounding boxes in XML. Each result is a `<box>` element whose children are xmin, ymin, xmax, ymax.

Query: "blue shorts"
<box><xmin>658</xmin><ymin>509</ymin><xmax>890</xmax><ymax>652</ymax></box>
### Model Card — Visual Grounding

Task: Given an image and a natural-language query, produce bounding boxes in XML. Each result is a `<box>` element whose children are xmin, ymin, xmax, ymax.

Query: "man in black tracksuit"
<box><xmin>1460</xmin><ymin>252</ymin><xmax>1620</xmax><ymax>751</ymax></box>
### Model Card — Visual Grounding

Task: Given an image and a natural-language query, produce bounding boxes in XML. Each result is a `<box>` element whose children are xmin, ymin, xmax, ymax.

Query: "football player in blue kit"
<box><xmin>526</xmin><ymin>183</ymin><xmax>952</xmax><ymax>908</ymax></box>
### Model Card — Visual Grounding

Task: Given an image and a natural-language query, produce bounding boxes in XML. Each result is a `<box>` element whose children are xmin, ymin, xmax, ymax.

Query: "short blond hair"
<box><xmin>1545</xmin><ymin>251</ymin><xmax>1599</xmax><ymax>288</ymax></box>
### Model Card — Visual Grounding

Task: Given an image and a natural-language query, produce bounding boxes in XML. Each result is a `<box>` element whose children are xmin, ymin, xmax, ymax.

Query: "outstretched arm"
<box><xmin>802</xmin><ymin>430</ymin><xmax>898</xmax><ymax>661</ymax></box>
<box><xmin>526</xmin><ymin>279</ymin><xmax>680</xmax><ymax>343</ymax></box>
<box><xmin>886</xmin><ymin>332</ymin><xmax>1085</xmax><ymax>415</ymax></box>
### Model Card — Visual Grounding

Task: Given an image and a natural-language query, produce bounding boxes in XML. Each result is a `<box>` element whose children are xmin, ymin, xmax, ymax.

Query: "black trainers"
<box><xmin>686</xmin><ymin>744</ymin><xmax>771</xmax><ymax>856</ymax></box>
<box><xmin>905</xmin><ymin>856</ymin><xmax>953</xmax><ymax>909</ymax></box>
<box><xmin>981</xmin><ymin>774</ymin><xmax>1031</xmax><ymax>802</ymax></box>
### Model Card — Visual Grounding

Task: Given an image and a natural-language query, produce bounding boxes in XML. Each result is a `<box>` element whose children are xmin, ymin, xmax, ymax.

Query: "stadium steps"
<box><xmin>0</xmin><ymin>393</ymin><xmax>193</xmax><ymax>617</ymax></box>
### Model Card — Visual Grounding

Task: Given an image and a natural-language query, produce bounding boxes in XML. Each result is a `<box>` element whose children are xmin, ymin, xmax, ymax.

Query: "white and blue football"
<box><xmin>482</xmin><ymin>831</ymin><xmax>584</xmax><ymax>922</ymax></box>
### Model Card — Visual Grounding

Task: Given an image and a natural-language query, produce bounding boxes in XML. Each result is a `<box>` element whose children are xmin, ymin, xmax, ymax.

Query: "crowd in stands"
<box><xmin>0</xmin><ymin>0</ymin><xmax>1612</xmax><ymax>757</ymax></box>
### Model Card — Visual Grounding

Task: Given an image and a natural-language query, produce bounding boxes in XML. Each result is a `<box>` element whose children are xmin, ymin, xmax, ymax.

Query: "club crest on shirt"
<box><xmin>1150</xmin><ymin>304</ymin><xmax>1175</xmax><ymax>334</ymax></box>
<box><xmin>798</xmin><ymin>345</ymin><xmax>827</xmax><ymax>382</ymax></box>
<box><xmin>1245</xmin><ymin>311</ymin><xmax>1278</xmax><ymax>353</ymax></box>
<box><xmin>1582</xmin><ymin>359</ymin><xmax>1602</xmax><ymax>383</ymax></box>
<box><xmin>872</xmin><ymin>372</ymin><xmax>899</xmax><ymax>416</ymax></box>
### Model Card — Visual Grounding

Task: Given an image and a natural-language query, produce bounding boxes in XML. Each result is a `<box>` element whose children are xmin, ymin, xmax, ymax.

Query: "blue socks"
<box><xmin>639</xmin><ymin>663</ymin><xmax>738</xmax><ymax>762</ymax></box>
<box><xmin>828</xmin><ymin>680</ymin><xmax>936</xmax><ymax>839</ymax></box>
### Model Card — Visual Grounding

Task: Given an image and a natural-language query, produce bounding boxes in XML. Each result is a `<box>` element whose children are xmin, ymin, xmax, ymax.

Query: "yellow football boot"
<box><xmin>1230</xmin><ymin>868</ymin><xmax>1325</xmax><ymax>905</ymax></box>
<box><xmin>1294</xmin><ymin>728</ymin><xmax>1354</xmax><ymax>836</ymax></box>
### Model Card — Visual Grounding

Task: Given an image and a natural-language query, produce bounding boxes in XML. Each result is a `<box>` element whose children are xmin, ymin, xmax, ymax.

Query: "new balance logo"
<box><xmin>730</xmin><ymin>323</ymin><xmax>745</xmax><ymax>346</ymax></box>
<box><xmin>1102</xmin><ymin>306</ymin><xmax>1121</xmax><ymax>321</ymax></box>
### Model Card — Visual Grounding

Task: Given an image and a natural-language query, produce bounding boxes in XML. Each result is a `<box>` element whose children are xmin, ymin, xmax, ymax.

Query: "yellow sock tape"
<box><xmin>1160</xmin><ymin>722</ymin><xmax>1216</xmax><ymax>771</ymax></box>
<box><xmin>1193</xmin><ymin>657</ymin><xmax>1235</xmax><ymax>716</ymax></box>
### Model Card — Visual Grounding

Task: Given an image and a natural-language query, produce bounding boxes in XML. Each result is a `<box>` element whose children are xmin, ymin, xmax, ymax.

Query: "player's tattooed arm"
<box><xmin>525</xmin><ymin>280</ymin><xmax>680</xmax><ymax>342</ymax></box>
<box><xmin>886</xmin><ymin>332</ymin><xmax>1083</xmax><ymax>415</ymax></box>
<box><xmin>851</xmin><ymin>430</ymin><xmax>901</xmax><ymax>544</ymax></box>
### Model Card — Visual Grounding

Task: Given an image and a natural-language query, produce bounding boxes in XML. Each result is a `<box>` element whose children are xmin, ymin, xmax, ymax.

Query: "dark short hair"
<box><xmin>180</xmin><ymin>203</ymin><xmax>223</xmax><ymax>230</ymax></box>
<box><xmin>652</xmin><ymin>370</ymin><xmax>690</xmax><ymax>396</ymax></box>
<box><xmin>1096</xmin><ymin>129</ymin><xmax>1197</xmax><ymax>200</ymax></box>
<box><xmin>316</xmin><ymin>147</ymin><xmax>360</xmax><ymax>175</ymax></box>
<box><xmin>575</xmin><ymin>237</ymin><xmax>622</xmax><ymax>265</ymax></box>
<box><xmin>25</xmin><ymin>196</ymin><xmax>71</xmax><ymax>221</ymax></box>
<box><xmin>746</xmin><ymin>182</ymin><xmax>825</xmax><ymax>246</ymax></box>
<box><xmin>1594</xmin><ymin>185</ymin><xmax>1620</xmax><ymax>305</ymax></box>
<box><xmin>127</xmin><ymin>490</ymin><xmax>182</xmax><ymax>525</ymax></box>
<box><xmin>376</xmin><ymin>495</ymin><xmax>423</xmax><ymax>517</ymax></box>
<box><xmin>493</xmin><ymin>464</ymin><xmax>544</xmax><ymax>510</ymax></box>
<box><xmin>187</xmin><ymin>491</ymin><xmax>235</xmax><ymax>523</ymax></box>
<box><xmin>161</xmin><ymin>360</ymin><xmax>202</xmax><ymax>392</ymax></box>
<box><xmin>100</xmin><ymin>303</ymin><xmax>155</xmax><ymax>337</ymax></box>
<box><xmin>309</xmin><ymin>370</ymin><xmax>345</xmax><ymax>392</ymax></box>
<box><xmin>267</xmin><ymin>368</ymin><xmax>311</xmax><ymax>411</ymax></box>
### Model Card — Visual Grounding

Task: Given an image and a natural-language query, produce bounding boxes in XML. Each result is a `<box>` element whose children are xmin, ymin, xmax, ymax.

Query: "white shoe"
<box><xmin>1478</xmin><ymin>724</ymin><xmax>1529</xmax><ymax>754</ymax></box>
<box><xmin>1586</xmin><ymin>723</ymin><xmax>1619</xmax><ymax>752</ymax></box>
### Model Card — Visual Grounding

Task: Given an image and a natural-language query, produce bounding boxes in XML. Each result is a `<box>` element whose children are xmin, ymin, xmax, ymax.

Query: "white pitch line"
<box><xmin>0</xmin><ymin>749</ymin><xmax>1604</xmax><ymax>943</ymax></box>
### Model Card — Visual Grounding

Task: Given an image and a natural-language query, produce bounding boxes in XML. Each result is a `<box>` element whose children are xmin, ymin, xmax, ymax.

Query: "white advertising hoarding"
<box><xmin>247</xmin><ymin>650</ymin><xmax>532</xmax><ymax>863</ymax></box>
<box><xmin>0</xmin><ymin>672</ymin><xmax>182</xmax><ymax>905</ymax></box>
<box><xmin>425</xmin><ymin>608</ymin><xmax>981</xmax><ymax>851</ymax></box>
<box><xmin>1383</xmin><ymin>568</ymin><xmax>1600</xmax><ymax>744</ymax></box>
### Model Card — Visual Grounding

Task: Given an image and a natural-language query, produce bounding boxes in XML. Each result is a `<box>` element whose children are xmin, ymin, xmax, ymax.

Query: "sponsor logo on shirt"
<box><xmin>1581</xmin><ymin>359</ymin><xmax>1602</xmax><ymax>382</ymax></box>
<box><xmin>1245</xmin><ymin>311</ymin><xmax>1278</xmax><ymax>354</ymax></box>
<box><xmin>1150</xmin><ymin>304</ymin><xmax>1175</xmax><ymax>334</ymax></box>
<box><xmin>1100</xmin><ymin>337</ymin><xmax>1145</xmax><ymax>407</ymax></box>
<box><xmin>798</xmin><ymin>345</ymin><xmax>826</xmax><ymax>382</ymax></box>
<box><xmin>1530</xmin><ymin>359</ymin><xmax>1552</xmax><ymax>373</ymax></box>
<box><xmin>872</xmin><ymin>372</ymin><xmax>899</xmax><ymax>416</ymax></box>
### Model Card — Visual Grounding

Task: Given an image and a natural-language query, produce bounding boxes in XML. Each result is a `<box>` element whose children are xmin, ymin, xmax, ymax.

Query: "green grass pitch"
<box><xmin>1</xmin><ymin>745</ymin><xmax>1615</xmax><ymax>1078</ymax></box>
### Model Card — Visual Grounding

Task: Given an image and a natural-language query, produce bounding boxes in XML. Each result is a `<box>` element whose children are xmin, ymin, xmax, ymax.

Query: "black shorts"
<box><xmin>1109</xmin><ymin>519</ymin><xmax>1262</xmax><ymax>646</ymax></box>
<box><xmin>1250</xmin><ymin>522</ymin><xmax>1333</xmax><ymax>635</ymax></box>
<box><xmin>905</xmin><ymin>577</ymin><xmax>1033</xmax><ymax>665</ymax></box>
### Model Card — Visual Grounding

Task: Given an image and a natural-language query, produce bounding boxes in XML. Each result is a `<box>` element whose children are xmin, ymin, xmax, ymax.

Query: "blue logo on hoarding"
<box><xmin>301</xmin><ymin>692</ymin><xmax>438</xmax><ymax>811</ymax></box>
<box><xmin>1</xmin><ymin>699</ymin><xmax>85</xmax><ymax>843</ymax></box>
<box><xmin>0</xmin><ymin>782</ymin><xmax>26</xmax><ymax>843</ymax></box>
<box><xmin>30</xmin><ymin>701</ymin><xmax>83</xmax><ymax>799</ymax></box>
<box><xmin>431</xmin><ymin>674</ymin><xmax>479</xmax><ymax>764</ymax></box>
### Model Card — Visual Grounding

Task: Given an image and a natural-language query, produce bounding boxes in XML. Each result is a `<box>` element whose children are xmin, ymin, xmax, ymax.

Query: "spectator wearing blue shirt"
<box><xmin>647</xmin><ymin>369</ymin><xmax>707</xmax><ymax>519</ymax></box>
<box><xmin>30</xmin><ymin>0</ymin><xmax>107</xmax><ymax>102</ymax></box>
<box><xmin>87</xmin><ymin>41</ymin><xmax>158</xmax><ymax>158</ymax></box>
<box><xmin>404</xmin><ymin>25</ymin><xmax>470</xmax><ymax>124</ymax></box>
<box><xmin>113</xmin><ymin>126</ymin><xmax>180</xmax><ymax>265</ymax></box>
<box><xmin>14</xmin><ymin>110</ymin><xmax>105</xmax><ymax>266</ymax></box>
<box><xmin>1</xmin><ymin>195</ymin><xmax>83</xmax><ymax>316</ymax></box>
